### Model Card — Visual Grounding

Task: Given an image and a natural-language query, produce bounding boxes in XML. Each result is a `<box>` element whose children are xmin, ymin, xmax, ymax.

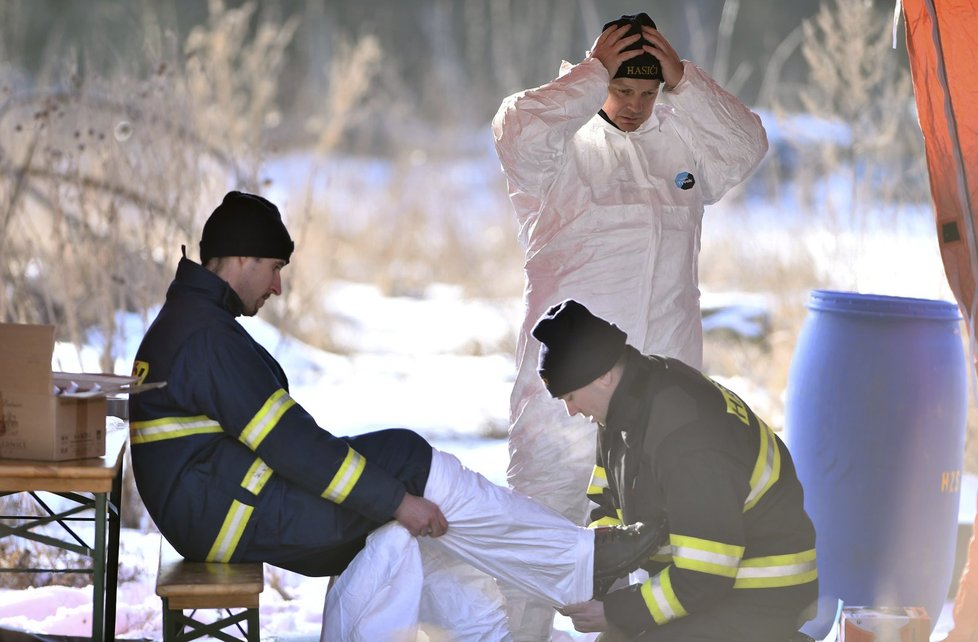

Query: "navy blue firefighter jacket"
<box><xmin>129</xmin><ymin>257</ymin><xmax>425</xmax><ymax>574</ymax></box>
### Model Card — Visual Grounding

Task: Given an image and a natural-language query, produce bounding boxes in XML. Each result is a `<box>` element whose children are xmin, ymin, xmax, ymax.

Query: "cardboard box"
<box><xmin>0</xmin><ymin>323</ymin><xmax>141</xmax><ymax>461</ymax></box>
<box><xmin>840</xmin><ymin>606</ymin><xmax>930</xmax><ymax>642</ymax></box>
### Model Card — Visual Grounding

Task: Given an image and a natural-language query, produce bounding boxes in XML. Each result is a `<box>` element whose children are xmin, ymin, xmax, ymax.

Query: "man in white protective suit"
<box><xmin>491</xmin><ymin>11</ymin><xmax>769</xmax><ymax>640</ymax></box>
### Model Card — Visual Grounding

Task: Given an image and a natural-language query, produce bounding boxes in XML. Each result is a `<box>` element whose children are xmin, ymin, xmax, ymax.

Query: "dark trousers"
<box><xmin>241</xmin><ymin>428</ymin><xmax>432</xmax><ymax>576</ymax></box>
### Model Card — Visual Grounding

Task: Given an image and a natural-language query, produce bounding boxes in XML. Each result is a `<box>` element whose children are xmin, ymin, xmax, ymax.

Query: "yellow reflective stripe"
<box><xmin>206</xmin><ymin>499</ymin><xmax>253</xmax><ymax>562</ymax></box>
<box><xmin>322</xmin><ymin>446</ymin><xmax>366</xmax><ymax>503</ymax></box>
<box><xmin>240</xmin><ymin>389</ymin><xmax>296</xmax><ymax>450</ymax></box>
<box><xmin>744</xmin><ymin>417</ymin><xmax>781</xmax><ymax>512</ymax></box>
<box><xmin>587</xmin><ymin>466</ymin><xmax>609</xmax><ymax>495</ymax></box>
<box><xmin>671</xmin><ymin>534</ymin><xmax>744</xmax><ymax>578</ymax></box>
<box><xmin>130</xmin><ymin>416</ymin><xmax>222</xmax><ymax>444</ymax></box>
<box><xmin>734</xmin><ymin>549</ymin><xmax>818</xmax><ymax>588</ymax></box>
<box><xmin>640</xmin><ymin>566</ymin><xmax>688</xmax><ymax>625</ymax></box>
<box><xmin>240</xmin><ymin>458</ymin><xmax>273</xmax><ymax>496</ymax></box>
<box><xmin>587</xmin><ymin>508</ymin><xmax>623</xmax><ymax>529</ymax></box>
<box><xmin>705</xmin><ymin>376</ymin><xmax>784</xmax><ymax>511</ymax></box>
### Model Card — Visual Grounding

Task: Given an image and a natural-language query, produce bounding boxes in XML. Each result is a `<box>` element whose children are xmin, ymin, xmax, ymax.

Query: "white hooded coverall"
<box><xmin>491</xmin><ymin>56</ymin><xmax>768</xmax><ymax>640</ymax></box>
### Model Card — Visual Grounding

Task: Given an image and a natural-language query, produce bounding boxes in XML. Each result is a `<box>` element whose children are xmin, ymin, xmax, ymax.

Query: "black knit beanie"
<box><xmin>199</xmin><ymin>191</ymin><xmax>295</xmax><ymax>265</ymax></box>
<box><xmin>532</xmin><ymin>299</ymin><xmax>627</xmax><ymax>398</ymax></box>
<box><xmin>602</xmin><ymin>12</ymin><xmax>664</xmax><ymax>81</ymax></box>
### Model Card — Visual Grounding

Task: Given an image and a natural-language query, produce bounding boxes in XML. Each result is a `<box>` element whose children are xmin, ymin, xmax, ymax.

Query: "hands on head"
<box><xmin>639</xmin><ymin>25</ymin><xmax>683</xmax><ymax>90</ymax></box>
<box><xmin>590</xmin><ymin>23</ymin><xmax>685</xmax><ymax>90</ymax></box>
<box><xmin>393</xmin><ymin>492</ymin><xmax>448</xmax><ymax>538</ymax></box>
<box><xmin>590</xmin><ymin>23</ymin><xmax>644</xmax><ymax>77</ymax></box>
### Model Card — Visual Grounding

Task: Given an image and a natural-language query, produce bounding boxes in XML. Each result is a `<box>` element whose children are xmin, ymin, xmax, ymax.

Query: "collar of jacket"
<box><xmin>605</xmin><ymin>346</ymin><xmax>661</xmax><ymax>441</ymax></box>
<box><xmin>170</xmin><ymin>256</ymin><xmax>246</xmax><ymax>317</ymax></box>
<box><xmin>597</xmin><ymin>109</ymin><xmax>622</xmax><ymax>131</ymax></box>
<box><xmin>596</xmin><ymin>108</ymin><xmax>662</xmax><ymax>135</ymax></box>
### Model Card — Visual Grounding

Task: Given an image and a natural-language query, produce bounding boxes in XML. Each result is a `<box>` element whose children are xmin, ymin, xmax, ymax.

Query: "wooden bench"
<box><xmin>156</xmin><ymin>537</ymin><xmax>264</xmax><ymax>642</ymax></box>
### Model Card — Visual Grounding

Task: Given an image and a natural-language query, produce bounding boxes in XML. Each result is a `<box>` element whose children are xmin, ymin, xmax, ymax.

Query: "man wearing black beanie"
<box><xmin>492</xmin><ymin>10</ymin><xmax>768</xmax><ymax>640</ymax></box>
<box><xmin>192</xmin><ymin>190</ymin><xmax>295</xmax><ymax>316</ymax></box>
<box><xmin>199</xmin><ymin>191</ymin><xmax>295</xmax><ymax>267</ymax></box>
<box><xmin>127</xmin><ymin>193</ymin><xmax>668</xmax><ymax>639</ymax></box>
<box><xmin>532</xmin><ymin>300</ymin><xmax>819</xmax><ymax>642</ymax></box>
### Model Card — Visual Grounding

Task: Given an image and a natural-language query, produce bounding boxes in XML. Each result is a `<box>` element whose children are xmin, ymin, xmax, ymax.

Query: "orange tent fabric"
<box><xmin>903</xmin><ymin>0</ymin><xmax>978</xmax><ymax>639</ymax></box>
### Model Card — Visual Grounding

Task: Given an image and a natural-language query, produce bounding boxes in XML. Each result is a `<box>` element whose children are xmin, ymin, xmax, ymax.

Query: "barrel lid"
<box><xmin>807</xmin><ymin>290</ymin><xmax>962</xmax><ymax>320</ymax></box>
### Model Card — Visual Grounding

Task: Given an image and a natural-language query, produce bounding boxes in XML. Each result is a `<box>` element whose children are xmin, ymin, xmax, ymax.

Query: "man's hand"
<box><xmin>589</xmin><ymin>23</ymin><xmax>645</xmax><ymax>77</ymax></box>
<box><xmin>393</xmin><ymin>493</ymin><xmax>448</xmax><ymax>538</ymax></box>
<box><xmin>640</xmin><ymin>26</ymin><xmax>684</xmax><ymax>90</ymax></box>
<box><xmin>557</xmin><ymin>600</ymin><xmax>608</xmax><ymax>633</ymax></box>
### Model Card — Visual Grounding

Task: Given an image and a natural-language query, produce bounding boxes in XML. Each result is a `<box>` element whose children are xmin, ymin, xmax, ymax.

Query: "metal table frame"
<box><xmin>0</xmin><ymin>430</ymin><xmax>126</xmax><ymax>641</ymax></box>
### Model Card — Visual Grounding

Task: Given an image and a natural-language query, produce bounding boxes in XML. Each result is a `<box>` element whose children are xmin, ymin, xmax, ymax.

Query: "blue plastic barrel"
<box><xmin>784</xmin><ymin>290</ymin><xmax>967</xmax><ymax>629</ymax></box>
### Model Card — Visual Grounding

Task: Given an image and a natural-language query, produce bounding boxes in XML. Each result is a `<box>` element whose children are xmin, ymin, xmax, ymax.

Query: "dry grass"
<box><xmin>0</xmin><ymin>0</ymin><xmax>298</xmax><ymax>363</ymax></box>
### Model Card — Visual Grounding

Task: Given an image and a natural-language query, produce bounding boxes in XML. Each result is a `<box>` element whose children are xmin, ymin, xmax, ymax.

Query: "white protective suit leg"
<box><xmin>322</xmin><ymin>449</ymin><xmax>594</xmax><ymax>642</ymax></box>
<box><xmin>321</xmin><ymin>522</ymin><xmax>422</xmax><ymax>642</ymax></box>
<box><xmin>422</xmin><ymin>448</ymin><xmax>594</xmax><ymax>607</ymax></box>
<box><xmin>416</xmin><ymin>539</ymin><xmax>513</xmax><ymax>641</ymax></box>
<box><xmin>321</xmin><ymin>522</ymin><xmax>512</xmax><ymax>642</ymax></box>
<box><xmin>503</xmin><ymin>389</ymin><xmax>598</xmax><ymax>641</ymax></box>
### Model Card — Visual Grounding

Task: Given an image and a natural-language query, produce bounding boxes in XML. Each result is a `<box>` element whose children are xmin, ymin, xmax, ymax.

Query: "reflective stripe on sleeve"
<box><xmin>206</xmin><ymin>499</ymin><xmax>253</xmax><ymax>562</ymax></box>
<box><xmin>704</xmin><ymin>376</ymin><xmax>782</xmax><ymax>511</ymax></box>
<box><xmin>130</xmin><ymin>416</ymin><xmax>222</xmax><ymax>444</ymax></box>
<box><xmin>670</xmin><ymin>534</ymin><xmax>744</xmax><ymax>578</ymax></box>
<box><xmin>734</xmin><ymin>549</ymin><xmax>818</xmax><ymax>588</ymax></box>
<box><xmin>241</xmin><ymin>458</ymin><xmax>273</xmax><ymax>496</ymax></box>
<box><xmin>744</xmin><ymin>417</ymin><xmax>781</xmax><ymax>512</ymax></box>
<box><xmin>640</xmin><ymin>566</ymin><xmax>688</xmax><ymax>625</ymax></box>
<box><xmin>321</xmin><ymin>446</ymin><xmax>366</xmax><ymax>503</ymax></box>
<box><xmin>240</xmin><ymin>389</ymin><xmax>296</xmax><ymax>450</ymax></box>
<box><xmin>587</xmin><ymin>465</ymin><xmax>609</xmax><ymax>496</ymax></box>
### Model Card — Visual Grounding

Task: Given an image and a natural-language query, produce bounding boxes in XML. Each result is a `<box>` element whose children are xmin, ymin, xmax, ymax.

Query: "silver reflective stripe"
<box><xmin>240</xmin><ymin>389</ymin><xmax>295</xmax><ymax>450</ymax></box>
<box><xmin>673</xmin><ymin>545</ymin><xmax>741</xmax><ymax>571</ymax></box>
<box><xmin>588</xmin><ymin>466</ymin><xmax>609</xmax><ymax>493</ymax></box>
<box><xmin>241</xmin><ymin>458</ymin><xmax>273</xmax><ymax>496</ymax></box>
<box><xmin>737</xmin><ymin>559</ymin><xmax>816</xmax><ymax>579</ymax></box>
<box><xmin>640</xmin><ymin>567</ymin><xmax>688</xmax><ymax>624</ymax></box>
<box><xmin>130</xmin><ymin>416</ymin><xmax>222</xmax><ymax>443</ymax></box>
<box><xmin>744</xmin><ymin>418</ymin><xmax>780</xmax><ymax>511</ymax></box>
<box><xmin>734</xmin><ymin>550</ymin><xmax>818</xmax><ymax>588</ymax></box>
<box><xmin>206</xmin><ymin>499</ymin><xmax>253</xmax><ymax>563</ymax></box>
<box><xmin>322</xmin><ymin>447</ymin><xmax>366</xmax><ymax>503</ymax></box>
<box><xmin>671</xmin><ymin>534</ymin><xmax>743</xmax><ymax>577</ymax></box>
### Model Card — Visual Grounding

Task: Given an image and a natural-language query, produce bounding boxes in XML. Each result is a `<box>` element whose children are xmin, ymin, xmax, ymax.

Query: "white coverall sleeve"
<box><xmin>663</xmin><ymin>61</ymin><xmax>769</xmax><ymax>204</ymax></box>
<box><xmin>491</xmin><ymin>57</ymin><xmax>610</xmax><ymax>230</ymax></box>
